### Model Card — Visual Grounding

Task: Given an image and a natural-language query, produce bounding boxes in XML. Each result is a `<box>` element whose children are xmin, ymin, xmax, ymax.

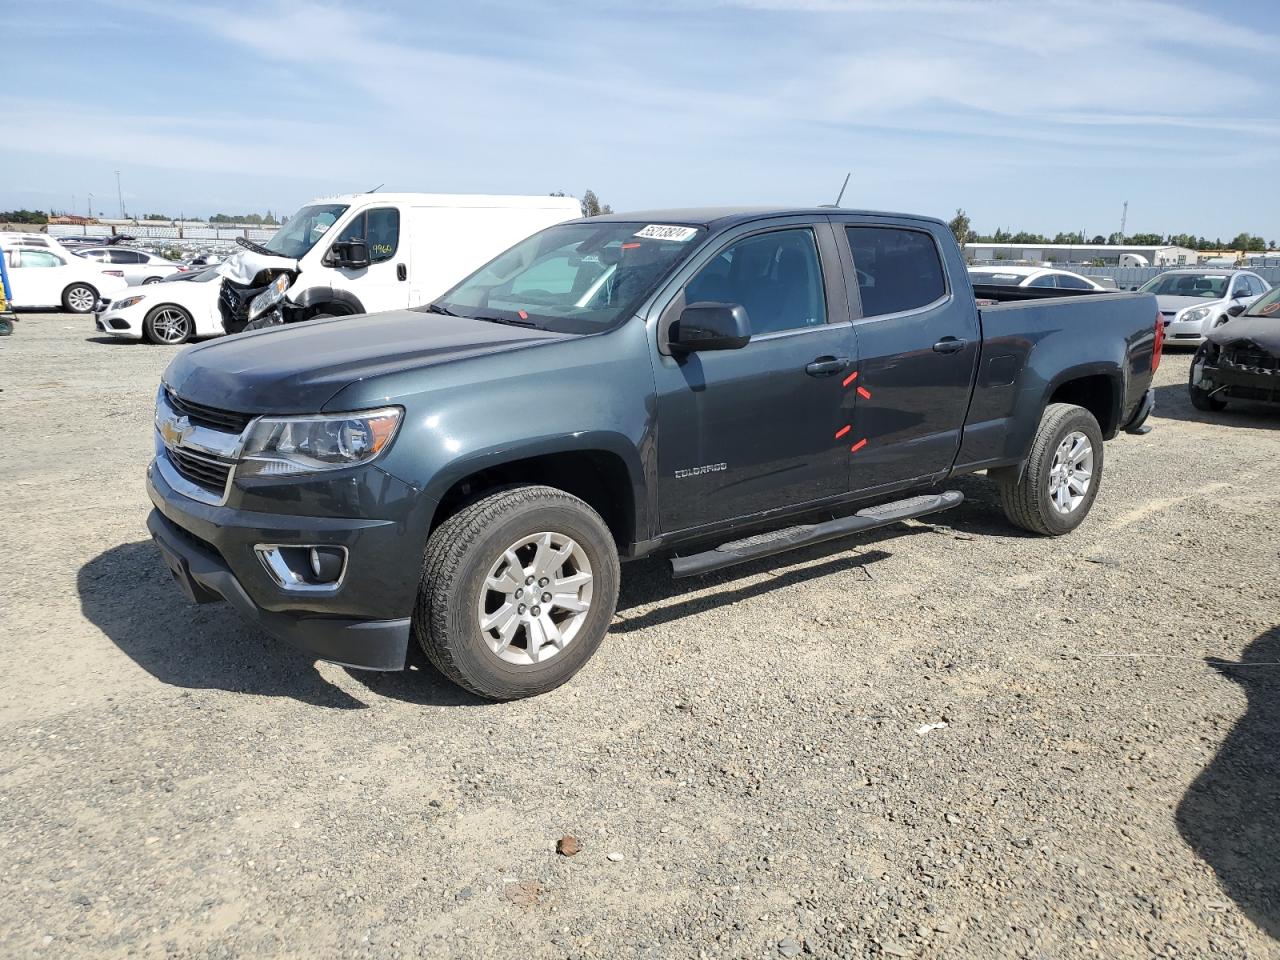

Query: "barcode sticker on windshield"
<box><xmin>635</xmin><ymin>224</ymin><xmax>698</xmax><ymax>242</ymax></box>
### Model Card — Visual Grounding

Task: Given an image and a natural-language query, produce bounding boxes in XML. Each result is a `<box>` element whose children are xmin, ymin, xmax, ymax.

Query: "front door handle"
<box><xmin>396</xmin><ymin>263</ymin><xmax>407</xmax><ymax>281</ymax></box>
<box><xmin>933</xmin><ymin>337</ymin><xmax>967</xmax><ymax>354</ymax></box>
<box><xmin>805</xmin><ymin>356</ymin><xmax>850</xmax><ymax>377</ymax></box>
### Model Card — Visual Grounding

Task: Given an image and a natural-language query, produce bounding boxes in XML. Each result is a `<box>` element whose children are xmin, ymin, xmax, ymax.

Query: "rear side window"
<box><xmin>1028</xmin><ymin>274</ymin><xmax>1057</xmax><ymax>288</ymax></box>
<box><xmin>335</xmin><ymin>208</ymin><xmax>400</xmax><ymax>263</ymax></box>
<box><xmin>109</xmin><ymin>249</ymin><xmax>145</xmax><ymax>264</ymax></box>
<box><xmin>845</xmin><ymin>227</ymin><xmax>946</xmax><ymax>318</ymax></box>
<box><xmin>1056</xmin><ymin>274</ymin><xmax>1092</xmax><ymax>290</ymax></box>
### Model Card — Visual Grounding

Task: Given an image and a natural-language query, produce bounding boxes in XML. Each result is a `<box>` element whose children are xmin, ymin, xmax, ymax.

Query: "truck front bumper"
<box><xmin>146</xmin><ymin>461</ymin><xmax>417</xmax><ymax>671</ymax></box>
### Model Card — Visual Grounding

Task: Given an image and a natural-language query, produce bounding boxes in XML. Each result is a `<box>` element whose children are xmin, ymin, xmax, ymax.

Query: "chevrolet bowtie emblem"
<box><xmin>159</xmin><ymin>414</ymin><xmax>193</xmax><ymax>447</ymax></box>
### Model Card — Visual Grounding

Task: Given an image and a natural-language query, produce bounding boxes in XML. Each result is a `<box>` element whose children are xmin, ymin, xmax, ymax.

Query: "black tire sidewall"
<box><xmin>430</xmin><ymin>499</ymin><xmax>619</xmax><ymax>698</ymax></box>
<box><xmin>62</xmin><ymin>284</ymin><xmax>97</xmax><ymax>314</ymax></box>
<box><xmin>1031</xmin><ymin>409</ymin><xmax>1104</xmax><ymax>535</ymax></box>
<box><xmin>1188</xmin><ymin>346</ymin><xmax>1226</xmax><ymax>411</ymax></box>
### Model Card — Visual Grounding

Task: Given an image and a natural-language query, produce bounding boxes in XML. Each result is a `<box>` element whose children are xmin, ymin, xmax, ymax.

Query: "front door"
<box><xmin>835</xmin><ymin>222</ymin><xmax>980</xmax><ymax>493</ymax></box>
<box><xmin>328</xmin><ymin>206</ymin><xmax>408</xmax><ymax>314</ymax></box>
<box><xmin>653</xmin><ymin>224</ymin><xmax>857</xmax><ymax>532</ymax></box>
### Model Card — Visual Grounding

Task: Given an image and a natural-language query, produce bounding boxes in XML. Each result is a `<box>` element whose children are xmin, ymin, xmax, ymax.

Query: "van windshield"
<box><xmin>263</xmin><ymin>204</ymin><xmax>349</xmax><ymax>259</ymax></box>
<box><xmin>431</xmin><ymin>221</ymin><xmax>707</xmax><ymax>334</ymax></box>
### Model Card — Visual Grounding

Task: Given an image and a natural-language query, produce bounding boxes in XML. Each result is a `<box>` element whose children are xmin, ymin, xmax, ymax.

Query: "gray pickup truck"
<box><xmin>147</xmin><ymin>208</ymin><xmax>1162</xmax><ymax>699</ymax></box>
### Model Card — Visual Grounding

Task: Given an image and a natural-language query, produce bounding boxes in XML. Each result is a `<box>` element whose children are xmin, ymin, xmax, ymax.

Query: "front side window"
<box><xmin>846</xmin><ymin>226</ymin><xmax>946</xmax><ymax>318</ymax></box>
<box><xmin>968</xmin><ymin>271</ymin><xmax>1024</xmax><ymax>287</ymax></box>
<box><xmin>334</xmin><ymin>208</ymin><xmax>400</xmax><ymax>263</ymax></box>
<box><xmin>683</xmin><ymin>228</ymin><xmax>827</xmax><ymax>335</ymax></box>
<box><xmin>80</xmin><ymin>250</ymin><xmax>108</xmax><ymax>262</ymax></box>
<box><xmin>435</xmin><ymin>221</ymin><xmax>707</xmax><ymax>335</ymax></box>
<box><xmin>18</xmin><ymin>250</ymin><xmax>62</xmax><ymax>268</ymax></box>
<box><xmin>264</xmin><ymin>203</ymin><xmax>349</xmax><ymax>259</ymax></box>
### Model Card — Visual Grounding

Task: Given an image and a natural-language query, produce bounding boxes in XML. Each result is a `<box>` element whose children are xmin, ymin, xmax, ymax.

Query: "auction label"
<box><xmin>635</xmin><ymin>224</ymin><xmax>698</xmax><ymax>242</ymax></box>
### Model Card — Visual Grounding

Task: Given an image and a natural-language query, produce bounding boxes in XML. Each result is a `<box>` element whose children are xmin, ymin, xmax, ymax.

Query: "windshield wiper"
<box><xmin>472</xmin><ymin>313</ymin><xmax>539</xmax><ymax>328</ymax></box>
<box><xmin>235</xmin><ymin>236</ymin><xmax>278</xmax><ymax>257</ymax></box>
<box><xmin>424</xmin><ymin>303</ymin><xmax>459</xmax><ymax>316</ymax></box>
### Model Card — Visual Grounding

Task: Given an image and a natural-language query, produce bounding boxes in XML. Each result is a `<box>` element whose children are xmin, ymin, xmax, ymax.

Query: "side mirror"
<box><xmin>671</xmin><ymin>302</ymin><xmax>751</xmax><ymax>353</ymax></box>
<box><xmin>1226</xmin><ymin>303</ymin><xmax>1247</xmax><ymax>318</ymax></box>
<box><xmin>333</xmin><ymin>238</ymin><xmax>370</xmax><ymax>269</ymax></box>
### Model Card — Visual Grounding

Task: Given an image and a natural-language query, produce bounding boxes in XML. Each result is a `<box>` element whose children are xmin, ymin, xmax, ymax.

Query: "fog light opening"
<box><xmin>256</xmin><ymin>544</ymin><xmax>347</xmax><ymax>592</ymax></box>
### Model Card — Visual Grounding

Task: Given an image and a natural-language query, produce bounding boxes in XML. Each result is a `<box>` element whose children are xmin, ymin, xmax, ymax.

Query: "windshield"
<box><xmin>263</xmin><ymin>203</ymin><xmax>349</xmax><ymax>259</ymax></box>
<box><xmin>1244</xmin><ymin>284</ymin><xmax>1280</xmax><ymax>318</ymax></box>
<box><xmin>1138</xmin><ymin>273</ymin><xmax>1228</xmax><ymax>298</ymax></box>
<box><xmin>432</xmin><ymin>221</ymin><xmax>708</xmax><ymax>334</ymax></box>
<box><xmin>969</xmin><ymin>270</ymin><xmax>1025</xmax><ymax>286</ymax></box>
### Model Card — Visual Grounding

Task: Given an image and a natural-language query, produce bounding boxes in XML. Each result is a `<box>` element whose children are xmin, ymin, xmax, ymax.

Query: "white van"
<box><xmin>216</xmin><ymin>193</ymin><xmax>583</xmax><ymax>332</ymax></box>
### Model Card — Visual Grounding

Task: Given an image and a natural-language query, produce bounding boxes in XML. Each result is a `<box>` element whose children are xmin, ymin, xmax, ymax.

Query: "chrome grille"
<box><xmin>166</xmin><ymin>388</ymin><xmax>253</xmax><ymax>433</ymax></box>
<box><xmin>166</xmin><ymin>446</ymin><xmax>232</xmax><ymax>497</ymax></box>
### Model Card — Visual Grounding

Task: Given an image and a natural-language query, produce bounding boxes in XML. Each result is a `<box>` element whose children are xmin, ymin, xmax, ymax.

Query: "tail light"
<box><xmin>1152</xmin><ymin>311</ymin><xmax>1164</xmax><ymax>372</ymax></box>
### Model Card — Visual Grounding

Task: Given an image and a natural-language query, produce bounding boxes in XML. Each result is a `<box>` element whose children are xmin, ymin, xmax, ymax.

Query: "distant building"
<box><xmin>964</xmin><ymin>242</ymin><xmax>1198</xmax><ymax>267</ymax></box>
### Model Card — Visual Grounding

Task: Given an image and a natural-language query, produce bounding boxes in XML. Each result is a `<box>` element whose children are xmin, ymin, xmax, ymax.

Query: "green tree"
<box><xmin>1089</xmin><ymin>235</ymin><xmax>1106</xmax><ymax>245</ymax></box>
<box><xmin>1229</xmin><ymin>232</ymin><xmax>1265</xmax><ymax>251</ymax></box>
<box><xmin>580</xmin><ymin>189</ymin><xmax>612</xmax><ymax>218</ymax></box>
<box><xmin>1128</xmin><ymin>232</ymin><xmax>1163</xmax><ymax>245</ymax></box>
<box><xmin>0</xmin><ymin>209</ymin><xmax>49</xmax><ymax>224</ymax></box>
<box><xmin>948</xmin><ymin>208</ymin><xmax>971</xmax><ymax>247</ymax></box>
<box><xmin>263</xmin><ymin>210</ymin><xmax>278</xmax><ymax>225</ymax></box>
<box><xmin>143</xmin><ymin>213</ymin><xmax>170</xmax><ymax>221</ymax></box>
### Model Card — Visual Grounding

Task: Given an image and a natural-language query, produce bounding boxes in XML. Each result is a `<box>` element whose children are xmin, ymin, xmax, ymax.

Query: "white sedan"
<box><xmin>74</xmin><ymin>247</ymin><xmax>185</xmax><ymax>285</ymax></box>
<box><xmin>1</xmin><ymin>245</ymin><xmax>128</xmax><ymax>312</ymax></box>
<box><xmin>93</xmin><ymin>268</ymin><xmax>225</xmax><ymax>344</ymax></box>
<box><xmin>968</xmin><ymin>266</ymin><xmax>1107</xmax><ymax>291</ymax></box>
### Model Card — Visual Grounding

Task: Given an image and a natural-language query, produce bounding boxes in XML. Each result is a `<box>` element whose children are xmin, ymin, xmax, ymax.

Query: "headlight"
<box><xmin>239</xmin><ymin>407</ymin><xmax>402</xmax><ymax>477</ymax></box>
<box><xmin>247</xmin><ymin>273</ymin><xmax>293</xmax><ymax>321</ymax></box>
<box><xmin>113</xmin><ymin>295</ymin><xmax>146</xmax><ymax>310</ymax></box>
<box><xmin>1181</xmin><ymin>306</ymin><xmax>1212</xmax><ymax>324</ymax></box>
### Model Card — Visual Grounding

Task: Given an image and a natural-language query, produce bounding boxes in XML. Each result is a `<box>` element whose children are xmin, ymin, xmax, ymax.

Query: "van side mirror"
<box><xmin>671</xmin><ymin>303</ymin><xmax>752</xmax><ymax>353</ymax></box>
<box><xmin>332</xmin><ymin>238</ymin><xmax>370</xmax><ymax>269</ymax></box>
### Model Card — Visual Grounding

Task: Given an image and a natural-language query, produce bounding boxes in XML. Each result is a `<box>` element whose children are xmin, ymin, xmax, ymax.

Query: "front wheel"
<box><xmin>1188</xmin><ymin>344</ymin><xmax>1227</xmax><ymax>411</ymax></box>
<box><xmin>143</xmin><ymin>304</ymin><xmax>193</xmax><ymax>344</ymax></box>
<box><xmin>995</xmin><ymin>403</ymin><xmax>1104</xmax><ymax>536</ymax></box>
<box><xmin>414</xmin><ymin>485</ymin><xmax>620</xmax><ymax>700</ymax></box>
<box><xmin>62</xmin><ymin>283</ymin><xmax>98</xmax><ymax>314</ymax></box>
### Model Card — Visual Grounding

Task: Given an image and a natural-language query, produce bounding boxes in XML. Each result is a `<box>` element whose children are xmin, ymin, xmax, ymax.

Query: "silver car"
<box><xmin>74</xmin><ymin>247</ymin><xmax>185</xmax><ymax>286</ymax></box>
<box><xmin>1141</xmin><ymin>269</ymin><xmax>1271</xmax><ymax>346</ymax></box>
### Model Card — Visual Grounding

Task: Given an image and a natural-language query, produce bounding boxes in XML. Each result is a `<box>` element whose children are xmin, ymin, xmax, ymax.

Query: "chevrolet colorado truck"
<box><xmin>147</xmin><ymin>208</ymin><xmax>1162</xmax><ymax>700</ymax></box>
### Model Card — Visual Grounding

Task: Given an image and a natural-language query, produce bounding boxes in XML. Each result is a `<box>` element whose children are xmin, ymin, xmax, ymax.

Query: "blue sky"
<box><xmin>6</xmin><ymin>0</ymin><xmax>1278</xmax><ymax>240</ymax></box>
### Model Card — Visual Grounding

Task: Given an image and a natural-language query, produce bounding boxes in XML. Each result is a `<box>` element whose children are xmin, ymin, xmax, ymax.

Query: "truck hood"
<box><xmin>217</xmin><ymin>249</ymin><xmax>298</xmax><ymax>284</ymax></box>
<box><xmin>1156</xmin><ymin>295</ymin><xmax>1223</xmax><ymax>314</ymax></box>
<box><xmin>163</xmin><ymin>311</ymin><xmax>570</xmax><ymax>414</ymax></box>
<box><xmin>1206</xmin><ymin>314</ymin><xmax>1280</xmax><ymax>354</ymax></box>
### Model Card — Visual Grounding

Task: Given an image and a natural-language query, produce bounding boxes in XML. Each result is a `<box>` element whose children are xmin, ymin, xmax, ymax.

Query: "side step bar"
<box><xmin>669</xmin><ymin>490</ymin><xmax>964</xmax><ymax>578</ymax></box>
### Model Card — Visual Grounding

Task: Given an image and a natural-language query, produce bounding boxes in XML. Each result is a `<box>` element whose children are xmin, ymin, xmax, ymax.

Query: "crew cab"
<box><xmin>147</xmin><ymin>208</ymin><xmax>1162</xmax><ymax>700</ymax></box>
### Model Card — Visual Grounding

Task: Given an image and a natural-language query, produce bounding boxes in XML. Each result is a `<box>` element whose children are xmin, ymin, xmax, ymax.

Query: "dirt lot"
<box><xmin>1</xmin><ymin>312</ymin><xmax>1278</xmax><ymax>959</ymax></box>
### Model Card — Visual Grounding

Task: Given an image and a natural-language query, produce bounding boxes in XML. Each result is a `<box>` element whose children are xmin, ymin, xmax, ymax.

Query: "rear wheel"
<box><xmin>62</xmin><ymin>283</ymin><xmax>98</xmax><ymax>314</ymax></box>
<box><xmin>143</xmin><ymin>305</ymin><xmax>193</xmax><ymax>344</ymax></box>
<box><xmin>995</xmin><ymin>403</ymin><xmax>1104</xmax><ymax>536</ymax></box>
<box><xmin>414</xmin><ymin>485</ymin><xmax>620</xmax><ymax>700</ymax></box>
<box><xmin>143</xmin><ymin>276</ymin><xmax>163</xmax><ymax>285</ymax></box>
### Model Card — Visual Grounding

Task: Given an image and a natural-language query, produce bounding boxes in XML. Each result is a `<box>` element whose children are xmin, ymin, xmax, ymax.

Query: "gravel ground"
<box><xmin>1</xmin><ymin>313</ymin><xmax>1278</xmax><ymax>959</ymax></box>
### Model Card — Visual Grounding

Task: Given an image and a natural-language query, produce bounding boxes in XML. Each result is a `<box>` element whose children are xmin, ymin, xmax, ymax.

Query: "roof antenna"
<box><xmin>367</xmin><ymin>183</ymin><xmax>384</xmax><ymax>193</ymax></box>
<box><xmin>821</xmin><ymin>172</ymin><xmax>851</xmax><ymax>208</ymax></box>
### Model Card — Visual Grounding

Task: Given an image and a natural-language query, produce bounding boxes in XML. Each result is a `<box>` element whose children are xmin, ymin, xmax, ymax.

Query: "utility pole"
<box><xmin>115</xmin><ymin>170</ymin><xmax>124</xmax><ymax>219</ymax></box>
<box><xmin>88</xmin><ymin>193</ymin><xmax>94</xmax><ymax>220</ymax></box>
<box><xmin>1119</xmin><ymin>200</ymin><xmax>1128</xmax><ymax>239</ymax></box>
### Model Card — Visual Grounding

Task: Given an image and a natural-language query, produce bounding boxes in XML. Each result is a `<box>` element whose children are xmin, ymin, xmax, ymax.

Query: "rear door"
<box><xmin>834</xmin><ymin>220</ymin><xmax>980</xmax><ymax>494</ymax></box>
<box><xmin>327</xmin><ymin>206</ymin><xmax>408</xmax><ymax>313</ymax></box>
<box><xmin>651</xmin><ymin>219</ymin><xmax>857</xmax><ymax>532</ymax></box>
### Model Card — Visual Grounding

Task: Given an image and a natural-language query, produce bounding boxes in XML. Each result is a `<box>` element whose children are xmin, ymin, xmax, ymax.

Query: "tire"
<box><xmin>414</xmin><ymin>485</ymin><xmax>620</xmax><ymax>700</ymax></box>
<box><xmin>143</xmin><ymin>276</ymin><xmax>163</xmax><ymax>285</ymax></box>
<box><xmin>62</xmin><ymin>283</ymin><xmax>98</xmax><ymax>314</ymax></box>
<box><xmin>142</xmin><ymin>304</ymin><xmax>193</xmax><ymax>345</ymax></box>
<box><xmin>1188</xmin><ymin>345</ymin><xmax>1227</xmax><ymax>412</ymax></box>
<box><xmin>995</xmin><ymin>403</ymin><xmax>1104</xmax><ymax>536</ymax></box>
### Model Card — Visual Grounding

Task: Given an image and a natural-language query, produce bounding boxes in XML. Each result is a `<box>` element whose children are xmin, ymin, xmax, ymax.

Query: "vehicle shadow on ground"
<box><xmin>1176</xmin><ymin>626</ymin><xmax>1280</xmax><ymax>941</ymax></box>
<box><xmin>1153</xmin><ymin>382</ymin><xmax>1280</xmax><ymax>431</ymax></box>
<box><xmin>77</xmin><ymin>540</ymin><xmax>482</xmax><ymax>709</ymax></box>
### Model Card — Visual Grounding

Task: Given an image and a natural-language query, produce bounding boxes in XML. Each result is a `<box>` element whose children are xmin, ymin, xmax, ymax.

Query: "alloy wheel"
<box><xmin>1048</xmin><ymin>431</ymin><xmax>1093</xmax><ymax>514</ymax></box>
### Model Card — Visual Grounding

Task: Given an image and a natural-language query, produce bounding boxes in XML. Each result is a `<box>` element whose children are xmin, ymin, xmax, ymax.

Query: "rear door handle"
<box><xmin>933</xmin><ymin>337</ymin><xmax>967</xmax><ymax>354</ymax></box>
<box><xmin>396</xmin><ymin>263</ymin><xmax>407</xmax><ymax>281</ymax></box>
<box><xmin>805</xmin><ymin>356</ymin><xmax>850</xmax><ymax>376</ymax></box>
